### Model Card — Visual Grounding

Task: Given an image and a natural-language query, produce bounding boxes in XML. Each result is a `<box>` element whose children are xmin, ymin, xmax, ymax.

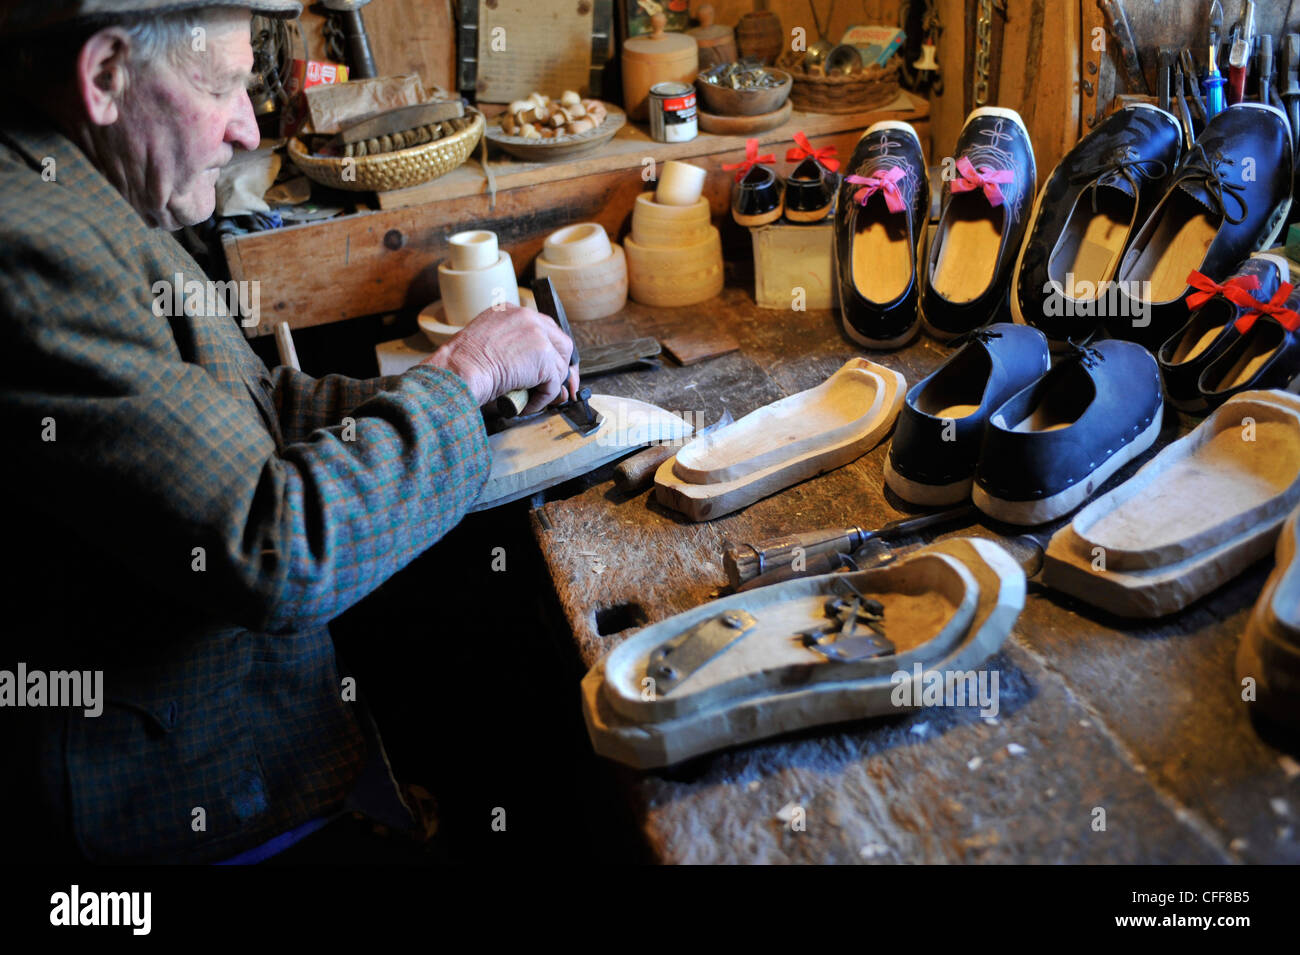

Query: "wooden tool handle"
<box><xmin>614</xmin><ymin>444</ymin><xmax>676</xmax><ymax>493</ymax></box>
<box><xmin>723</xmin><ymin>527</ymin><xmax>861</xmax><ymax>588</ymax></box>
<box><xmin>496</xmin><ymin>388</ymin><xmax>529</xmax><ymax>418</ymax></box>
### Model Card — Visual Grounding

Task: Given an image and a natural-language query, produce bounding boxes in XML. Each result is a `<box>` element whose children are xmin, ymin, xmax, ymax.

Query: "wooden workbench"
<box><xmin>526</xmin><ymin>270</ymin><xmax>1300</xmax><ymax>865</ymax></box>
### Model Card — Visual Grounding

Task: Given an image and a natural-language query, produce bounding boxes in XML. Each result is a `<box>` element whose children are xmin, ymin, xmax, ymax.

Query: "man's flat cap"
<box><xmin>1</xmin><ymin>1</ymin><xmax>303</xmax><ymax>37</ymax></box>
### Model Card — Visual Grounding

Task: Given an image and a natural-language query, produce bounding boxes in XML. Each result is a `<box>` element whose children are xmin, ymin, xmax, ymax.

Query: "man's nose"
<box><xmin>227</xmin><ymin>91</ymin><xmax>261</xmax><ymax>151</ymax></box>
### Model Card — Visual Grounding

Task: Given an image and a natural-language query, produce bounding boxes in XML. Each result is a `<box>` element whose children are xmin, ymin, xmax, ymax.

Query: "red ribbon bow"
<box><xmin>1235</xmin><ymin>282</ymin><xmax>1300</xmax><ymax>334</ymax></box>
<box><xmin>785</xmin><ymin>132</ymin><xmax>839</xmax><ymax>172</ymax></box>
<box><xmin>950</xmin><ymin>156</ymin><xmax>1014</xmax><ymax>206</ymax></box>
<box><xmin>722</xmin><ymin>138</ymin><xmax>776</xmax><ymax>183</ymax></box>
<box><xmin>845</xmin><ymin>168</ymin><xmax>906</xmax><ymax>214</ymax></box>
<box><xmin>1185</xmin><ymin>270</ymin><xmax>1262</xmax><ymax>311</ymax></box>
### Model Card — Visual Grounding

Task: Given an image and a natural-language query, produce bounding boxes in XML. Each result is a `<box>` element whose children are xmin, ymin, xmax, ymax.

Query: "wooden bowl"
<box><xmin>695</xmin><ymin>69</ymin><xmax>792</xmax><ymax>117</ymax></box>
<box><xmin>486</xmin><ymin>104</ymin><xmax>626</xmax><ymax>162</ymax></box>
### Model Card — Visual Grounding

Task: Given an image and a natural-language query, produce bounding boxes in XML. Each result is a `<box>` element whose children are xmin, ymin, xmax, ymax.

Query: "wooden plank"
<box><xmin>377</xmin><ymin>97</ymin><xmax>930</xmax><ymax>210</ymax></box>
<box><xmin>522</xmin><ymin>287</ymin><xmax>1299</xmax><ymax>863</ymax></box>
<box><xmin>361</xmin><ymin>0</ymin><xmax>458</xmax><ymax>93</ymax></box>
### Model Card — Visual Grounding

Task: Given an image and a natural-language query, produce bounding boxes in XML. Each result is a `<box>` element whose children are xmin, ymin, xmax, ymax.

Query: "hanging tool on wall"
<box><xmin>1226</xmin><ymin>1</ymin><xmax>1256</xmax><ymax>105</ymax></box>
<box><xmin>1205</xmin><ymin>0</ymin><xmax>1227</xmax><ymax>116</ymax></box>
<box><xmin>1097</xmin><ymin>0</ymin><xmax>1149</xmax><ymax>95</ymax></box>
<box><xmin>1284</xmin><ymin>34</ymin><xmax>1300</xmax><ymax>150</ymax></box>
<box><xmin>969</xmin><ymin>0</ymin><xmax>1007</xmax><ymax>110</ymax></box>
<box><xmin>320</xmin><ymin>0</ymin><xmax>378</xmax><ymax>79</ymax></box>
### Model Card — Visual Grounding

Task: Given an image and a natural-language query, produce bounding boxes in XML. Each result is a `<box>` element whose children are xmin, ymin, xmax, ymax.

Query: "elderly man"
<box><xmin>0</xmin><ymin>1</ymin><xmax>577</xmax><ymax>863</ymax></box>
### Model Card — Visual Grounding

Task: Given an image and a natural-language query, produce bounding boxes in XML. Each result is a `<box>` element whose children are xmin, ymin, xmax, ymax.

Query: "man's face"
<box><xmin>113</xmin><ymin>14</ymin><xmax>259</xmax><ymax>229</ymax></box>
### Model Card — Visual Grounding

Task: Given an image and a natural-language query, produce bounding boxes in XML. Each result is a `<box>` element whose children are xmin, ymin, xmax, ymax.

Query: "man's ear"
<box><xmin>76</xmin><ymin>28</ymin><xmax>132</xmax><ymax>126</ymax></box>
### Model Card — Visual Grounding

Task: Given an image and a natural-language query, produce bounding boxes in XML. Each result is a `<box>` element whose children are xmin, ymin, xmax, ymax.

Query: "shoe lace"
<box><xmin>949</xmin><ymin>326</ymin><xmax>1003</xmax><ymax>349</ymax></box>
<box><xmin>1065</xmin><ymin>338</ymin><xmax>1105</xmax><ymax>367</ymax></box>
<box><xmin>1168</xmin><ymin>142</ymin><xmax>1248</xmax><ymax>224</ymax></box>
<box><xmin>1069</xmin><ymin>144</ymin><xmax>1168</xmax><ymax>214</ymax></box>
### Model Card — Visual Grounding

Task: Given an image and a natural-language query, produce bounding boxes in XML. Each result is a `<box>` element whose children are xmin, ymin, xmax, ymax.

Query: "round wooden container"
<box><xmin>542</xmin><ymin>222</ymin><xmax>613</xmax><ymax>266</ymax></box>
<box><xmin>438</xmin><ymin>250</ymin><xmax>519</xmax><ymax>326</ymax></box>
<box><xmin>735</xmin><ymin>10</ymin><xmax>783</xmax><ymax>65</ymax></box>
<box><xmin>625</xmin><ymin>228</ymin><xmax>724</xmax><ymax>307</ymax></box>
<box><xmin>534</xmin><ymin>244</ymin><xmax>628</xmax><ymax>321</ymax></box>
<box><xmin>623</xmin><ymin>14</ymin><xmax>699</xmax><ymax>122</ymax></box>
<box><xmin>631</xmin><ymin>192</ymin><xmax>713</xmax><ymax>246</ymax></box>
<box><xmin>688</xmin><ymin>4</ymin><xmax>737</xmax><ymax>71</ymax></box>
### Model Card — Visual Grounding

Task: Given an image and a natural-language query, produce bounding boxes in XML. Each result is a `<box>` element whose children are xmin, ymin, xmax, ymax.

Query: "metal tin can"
<box><xmin>648</xmin><ymin>82</ymin><xmax>697</xmax><ymax>143</ymax></box>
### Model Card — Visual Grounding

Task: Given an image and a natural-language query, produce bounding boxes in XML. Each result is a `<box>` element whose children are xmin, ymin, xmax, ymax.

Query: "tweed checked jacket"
<box><xmin>0</xmin><ymin>123</ymin><xmax>491</xmax><ymax>863</ymax></box>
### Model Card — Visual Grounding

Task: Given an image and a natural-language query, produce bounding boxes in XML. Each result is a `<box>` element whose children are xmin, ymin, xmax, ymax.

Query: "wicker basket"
<box><xmin>287</xmin><ymin>109</ymin><xmax>484</xmax><ymax>192</ymax></box>
<box><xmin>776</xmin><ymin>53</ymin><xmax>902</xmax><ymax>114</ymax></box>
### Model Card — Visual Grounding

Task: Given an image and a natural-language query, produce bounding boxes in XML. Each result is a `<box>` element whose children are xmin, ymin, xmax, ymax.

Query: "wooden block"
<box><xmin>582</xmin><ymin>537</ymin><xmax>1024</xmax><ymax>768</ymax></box>
<box><xmin>659</xmin><ymin>321</ymin><xmax>739</xmax><ymax>366</ymax></box>
<box><xmin>653</xmin><ymin>357</ymin><xmax>905</xmax><ymax>521</ymax></box>
<box><xmin>1042</xmin><ymin>390</ymin><xmax>1300</xmax><ymax>617</ymax></box>
<box><xmin>474</xmin><ymin>393</ymin><xmax>691</xmax><ymax>510</ymax></box>
<box><xmin>751</xmin><ymin>220</ymin><xmax>835</xmax><ymax>310</ymax></box>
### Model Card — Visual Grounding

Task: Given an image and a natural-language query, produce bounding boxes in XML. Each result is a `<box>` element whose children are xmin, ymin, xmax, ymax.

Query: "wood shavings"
<box><xmin>967</xmin><ymin>756</ymin><xmax>983</xmax><ymax>771</ymax></box>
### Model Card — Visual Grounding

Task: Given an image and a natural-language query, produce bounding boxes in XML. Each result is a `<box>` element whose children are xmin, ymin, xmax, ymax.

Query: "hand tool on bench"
<box><xmin>1226</xmin><ymin>1</ymin><xmax>1255</xmax><ymax>105</ymax></box>
<box><xmin>1284</xmin><ymin>34</ymin><xmax>1300</xmax><ymax>150</ymax></box>
<box><xmin>1157</xmin><ymin>46</ymin><xmax>1174</xmax><ymax>112</ymax></box>
<box><xmin>496</xmin><ymin>276</ymin><xmax>604</xmax><ymax>437</ymax></box>
<box><xmin>322</xmin><ymin>101</ymin><xmax>465</xmax><ymax>156</ymax></box>
<box><xmin>613</xmin><ymin>406</ymin><xmax>733</xmax><ymax>493</ymax></box>
<box><xmin>1098</xmin><ymin>0</ymin><xmax>1150</xmax><ymax>94</ymax></box>
<box><xmin>580</xmin><ymin>337</ymin><xmax>662</xmax><ymax>378</ymax></box>
<box><xmin>1205</xmin><ymin>0</ymin><xmax>1227</xmax><ymax>116</ymax></box>
<box><xmin>721</xmin><ymin>504</ymin><xmax>976</xmax><ymax>589</ymax></box>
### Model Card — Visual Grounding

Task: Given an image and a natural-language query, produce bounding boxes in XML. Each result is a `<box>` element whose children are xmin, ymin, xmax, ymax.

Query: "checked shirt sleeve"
<box><xmin>268</xmin><ymin>366</ymin><xmax>404</xmax><ymax>445</ymax></box>
<box><xmin>1</xmin><ymin>226</ymin><xmax>492</xmax><ymax>635</ymax></box>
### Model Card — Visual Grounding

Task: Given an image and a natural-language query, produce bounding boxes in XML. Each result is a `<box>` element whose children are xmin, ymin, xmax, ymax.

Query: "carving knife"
<box><xmin>722</xmin><ymin>505</ymin><xmax>976</xmax><ymax>589</ymax></box>
<box><xmin>613</xmin><ymin>407</ymin><xmax>734</xmax><ymax>494</ymax></box>
<box><xmin>1205</xmin><ymin>0</ymin><xmax>1227</xmax><ymax>116</ymax></box>
<box><xmin>1098</xmin><ymin>0</ymin><xmax>1150</xmax><ymax>95</ymax></box>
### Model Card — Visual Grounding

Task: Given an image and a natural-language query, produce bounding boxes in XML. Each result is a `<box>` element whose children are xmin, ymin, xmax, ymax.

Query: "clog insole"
<box><xmin>1010</xmin><ymin>385</ymin><xmax>1084</xmax><ymax>433</ymax></box>
<box><xmin>1083</xmin><ymin>422</ymin><xmax>1300</xmax><ymax>553</ymax></box>
<box><xmin>916</xmin><ymin>348</ymin><xmax>989</xmax><ymax>419</ymax></box>
<box><xmin>852</xmin><ymin>205</ymin><xmax>912</xmax><ymax>304</ymax></box>
<box><xmin>932</xmin><ymin>195</ymin><xmax>1003</xmax><ymax>303</ymax></box>
<box><xmin>1126</xmin><ymin>197</ymin><xmax>1218</xmax><ymax>302</ymax></box>
<box><xmin>1169</xmin><ymin>309</ymin><xmax>1230</xmax><ymax>364</ymax></box>
<box><xmin>1049</xmin><ymin>188</ymin><xmax>1132</xmax><ymax>293</ymax></box>
<box><xmin>1207</xmin><ymin>336</ymin><xmax>1281</xmax><ymax>392</ymax></box>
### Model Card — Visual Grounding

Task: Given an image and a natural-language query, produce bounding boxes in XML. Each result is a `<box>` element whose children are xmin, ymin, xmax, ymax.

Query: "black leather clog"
<box><xmin>885</xmin><ymin>323</ymin><xmax>1051</xmax><ymax>505</ymax></box>
<box><xmin>1157</xmin><ymin>253</ymin><xmax>1290</xmax><ymax>413</ymax></box>
<box><xmin>1198</xmin><ymin>284</ymin><xmax>1300</xmax><ymax>410</ymax></box>
<box><xmin>784</xmin><ymin>157</ymin><xmax>838</xmax><ymax>223</ymax></box>
<box><xmin>920</xmin><ymin>107</ymin><xmax>1036</xmax><ymax>341</ymax></box>
<box><xmin>1011</xmin><ymin>104</ymin><xmax>1181</xmax><ymax>348</ymax></box>
<box><xmin>973</xmin><ymin>339</ymin><xmax>1164</xmax><ymax>526</ymax></box>
<box><xmin>1112</xmin><ymin>103</ymin><xmax>1294</xmax><ymax>349</ymax></box>
<box><xmin>833</xmin><ymin>120</ymin><xmax>930</xmax><ymax>349</ymax></box>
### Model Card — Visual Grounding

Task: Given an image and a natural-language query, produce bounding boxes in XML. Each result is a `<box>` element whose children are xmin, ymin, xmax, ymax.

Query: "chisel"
<box><xmin>721</xmin><ymin>505</ymin><xmax>976</xmax><ymax>588</ymax></box>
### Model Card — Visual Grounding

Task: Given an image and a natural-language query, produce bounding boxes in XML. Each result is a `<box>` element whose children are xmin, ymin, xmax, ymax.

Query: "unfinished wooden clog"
<box><xmin>581</xmin><ymin>537</ymin><xmax>1025</xmax><ymax>768</ymax></box>
<box><xmin>654</xmin><ymin>358</ymin><xmax>905</xmax><ymax>521</ymax></box>
<box><xmin>473</xmin><ymin>394</ymin><xmax>692</xmax><ymax>511</ymax></box>
<box><xmin>1236</xmin><ymin>501</ymin><xmax>1300</xmax><ymax>732</ymax></box>
<box><xmin>1042</xmin><ymin>389</ymin><xmax>1300</xmax><ymax>617</ymax></box>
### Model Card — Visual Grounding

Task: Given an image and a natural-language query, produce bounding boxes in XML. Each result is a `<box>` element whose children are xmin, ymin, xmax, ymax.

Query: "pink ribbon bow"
<box><xmin>785</xmin><ymin>132</ymin><xmax>840</xmax><ymax>172</ymax></box>
<box><xmin>722</xmin><ymin>138</ymin><xmax>776</xmax><ymax>183</ymax></box>
<box><xmin>950</xmin><ymin>156</ymin><xmax>1014</xmax><ymax>206</ymax></box>
<box><xmin>845</xmin><ymin>167</ymin><xmax>906</xmax><ymax>214</ymax></box>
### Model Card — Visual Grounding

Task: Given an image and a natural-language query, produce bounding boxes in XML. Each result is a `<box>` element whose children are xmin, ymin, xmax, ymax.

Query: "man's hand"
<box><xmin>421</xmin><ymin>304</ymin><xmax>580</xmax><ymax>414</ymax></box>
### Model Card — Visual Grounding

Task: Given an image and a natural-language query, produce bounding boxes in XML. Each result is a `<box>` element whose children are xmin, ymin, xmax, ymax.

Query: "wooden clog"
<box><xmin>1042</xmin><ymin>389</ymin><xmax>1300</xmax><ymax>617</ymax></box>
<box><xmin>654</xmin><ymin>358</ymin><xmax>905</xmax><ymax>521</ymax></box>
<box><xmin>1236</xmin><ymin>501</ymin><xmax>1300</xmax><ymax>732</ymax></box>
<box><xmin>581</xmin><ymin>536</ymin><xmax>1025</xmax><ymax>768</ymax></box>
<box><xmin>473</xmin><ymin>394</ymin><xmax>692</xmax><ymax>511</ymax></box>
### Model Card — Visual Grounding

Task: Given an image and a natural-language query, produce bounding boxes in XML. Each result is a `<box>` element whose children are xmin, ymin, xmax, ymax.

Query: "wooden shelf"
<box><xmin>224</xmin><ymin>94</ymin><xmax>929</xmax><ymax>337</ymax></box>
